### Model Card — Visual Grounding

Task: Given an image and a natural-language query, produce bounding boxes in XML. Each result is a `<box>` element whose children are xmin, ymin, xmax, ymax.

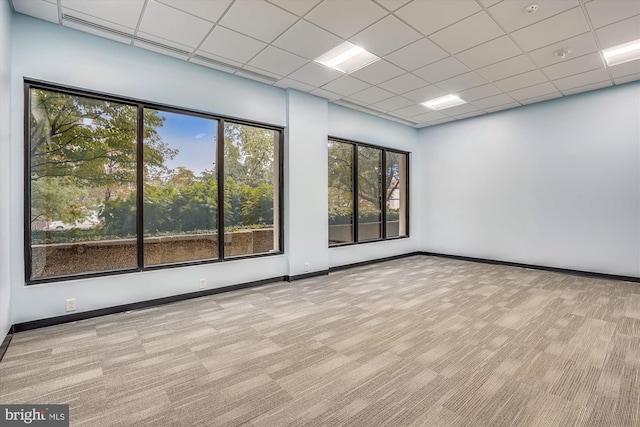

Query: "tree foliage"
<box><xmin>29</xmin><ymin>89</ymin><xmax>174</xmax><ymax>223</ymax></box>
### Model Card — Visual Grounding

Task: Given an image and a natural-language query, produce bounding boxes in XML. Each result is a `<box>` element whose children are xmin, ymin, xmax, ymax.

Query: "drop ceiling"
<box><xmin>10</xmin><ymin>0</ymin><xmax>640</xmax><ymax>127</ymax></box>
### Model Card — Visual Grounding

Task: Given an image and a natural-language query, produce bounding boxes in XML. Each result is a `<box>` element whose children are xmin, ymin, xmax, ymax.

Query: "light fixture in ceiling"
<box><xmin>314</xmin><ymin>42</ymin><xmax>380</xmax><ymax>73</ymax></box>
<box><xmin>603</xmin><ymin>39</ymin><xmax>640</xmax><ymax>66</ymax></box>
<box><xmin>421</xmin><ymin>95</ymin><xmax>466</xmax><ymax>111</ymax></box>
<box><xmin>553</xmin><ymin>48</ymin><xmax>572</xmax><ymax>59</ymax></box>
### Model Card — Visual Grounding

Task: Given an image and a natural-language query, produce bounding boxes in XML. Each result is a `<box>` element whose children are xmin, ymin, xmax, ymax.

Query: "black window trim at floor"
<box><xmin>24</xmin><ymin>78</ymin><xmax>285</xmax><ymax>285</ymax></box>
<box><xmin>328</xmin><ymin>136</ymin><xmax>410</xmax><ymax>247</ymax></box>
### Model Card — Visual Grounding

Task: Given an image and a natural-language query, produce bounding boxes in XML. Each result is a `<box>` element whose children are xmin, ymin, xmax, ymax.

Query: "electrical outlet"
<box><xmin>199</xmin><ymin>278</ymin><xmax>206</xmax><ymax>289</ymax></box>
<box><xmin>65</xmin><ymin>298</ymin><xmax>76</xmax><ymax>312</ymax></box>
<box><xmin>304</xmin><ymin>263</ymin><xmax>310</xmax><ymax>272</ymax></box>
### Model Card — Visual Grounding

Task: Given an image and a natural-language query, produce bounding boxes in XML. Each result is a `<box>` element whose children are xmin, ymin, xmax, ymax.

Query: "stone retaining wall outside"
<box><xmin>31</xmin><ymin>228</ymin><xmax>275</xmax><ymax>279</ymax></box>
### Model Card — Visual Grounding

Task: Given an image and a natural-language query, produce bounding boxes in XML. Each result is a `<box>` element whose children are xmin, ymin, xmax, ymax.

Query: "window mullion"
<box><xmin>136</xmin><ymin>105</ymin><xmax>145</xmax><ymax>270</ymax></box>
<box><xmin>218</xmin><ymin>120</ymin><xmax>225</xmax><ymax>260</ymax></box>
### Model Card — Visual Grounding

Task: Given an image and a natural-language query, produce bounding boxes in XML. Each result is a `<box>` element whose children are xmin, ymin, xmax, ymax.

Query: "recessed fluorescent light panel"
<box><xmin>421</xmin><ymin>95</ymin><xmax>466</xmax><ymax>111</ymax></box>
<box><xmin>603</xmin><ymin>39</ymin><xmax>640</xmax><ymax>66</ymax></box>
<box><xmin>315</xmin><ymin>42</ymin><xmax>380</xmax><ymax>73</ymax></box>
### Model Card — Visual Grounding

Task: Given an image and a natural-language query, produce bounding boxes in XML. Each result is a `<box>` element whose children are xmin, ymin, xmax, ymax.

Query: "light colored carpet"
<box><xmin>1</xmin><ymin>256</ymin><xmax>639</xmax><ymax>426</ymax></box>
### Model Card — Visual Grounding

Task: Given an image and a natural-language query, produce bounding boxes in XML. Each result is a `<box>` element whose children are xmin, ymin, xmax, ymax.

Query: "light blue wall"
<box><xmin>0</xmin><ymin>0</ymin><xmax>12</xmax><ymax>337</ymax></box>
<box><xmin>8</xmin><ymin>15</ymin><xmax>420</xmax><ymax>325</ymax></box>
<box><xmin>419</xmin><ymin>82</ymin><xmax>640</xmax><ymax>277</ymax></box>
<box><xmin>327</xmin><ymin>104</ymin><xmax>421</xmax><ymax>267</ymax></box>
<box><xmin>285</xmin><ymin>90</ymin><xmax>330</xmax><ymax>276</ymax></box>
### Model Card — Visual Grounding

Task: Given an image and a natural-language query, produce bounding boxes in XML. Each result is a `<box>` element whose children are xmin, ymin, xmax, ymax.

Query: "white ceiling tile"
<box><xmin>440</xmin><ymin>103</ymin><xmax>479</xmax><ymax>116</ymax></box>
<box><xmin>479</xmin><ymin>0</ymin><xmax>501</xmax><ymax>6</ymax></box>
<box><xmin>527</xmin><ymin>33</ymin><xmax>599</xmax><ymax>68</ymax></box>
<box><xmin>455</xmin><ymin>36</ymin><xmax>522</xmax><ymax>69</ymax></box>
<box><xmin>402</xmin><ymin>85</ymin><xmax>448</xmax><ymax>102</ymax></box>
<box><xmin>454</xmin><ymin>110</ymin><xmax>485</xmax><ymax>120</ymax></box>
<box><xmin>133</xmin><ymin>40</ymin><xmax>189</xmax><ymax>59</ymax></box>
<box><xmin>287</xmin><ymin>62</ymin><xmax>343</xmax><ymax>86</ymax></box>
<box><xmin>139</xmin><ymin>1</ymin><xmax>213</xmax><ymax>48</ymax></box>
<box><xmin>61</xmin><ymin>7</ymin><xmax>136</xmax><ymax>35</ymax></box>
<box><xmin>383</xmin><ymin>38</ymin><xmax>448</xmax><ymax>71</ymax></box>
<box><xmin>349</xmin><ymin>86</ymin><xmax>395</xmax><ymax>104</ymax></box>
<box><xmin>477</xmin><ymin>55</ymin><xmax>537</xmax><ymax>81</ymax></box>
<box><xmin>219</xmin><ymin>0</ymin><xmax>297</xmax><ymax>43</ymax></box>
<box><xmin>350</xmin><ymin>60</ymin><xmax>405</xmax><ymax>85</ymax></box>
<box><xmin>305</xmin><ymin>0</ymin><xmax>388</xmax><ymax>39</ymax></box>
<box><xmin>235</xmin><ymin>69</ymin><xmax>278</xmax><ymax>84</ymax></box>
<box><xmin>595</xmin><ymin>15</ymin><xmax>640</xmax><ymax>49</ymax></box>
<box><xmin>14</xmin><ymin>0</ymin><xmax>59</xmax><ymax>23</ymax></box>
<box><xmin>272</xmin><ymin>20</ymin><xmax>342</xmax><ymax>59</ymax></box>
<box><xmin>156</xmin><ymin>0</ymin><xmax>231</xmax><ymax>23</ymax></box>
<box><xmin>585</xmin><ymin>0</ymin><xmax>640</xmax><ymax>29</ymax></box>
<box><xmin>457</xmin><ymin>84</ymin><xmax>503</xmax><ymax>101</ymax></box>
<box><xmin>542</xmin><ymin>52</ymin><xmax>604</xmax><ymax>80</ymax></box>
<box><xmin>378</xmin><ymin>73</ymin><xmax>429</xmax><ymax>94</ymax></box>
<box><xmin>394</xmin><ymin>104</ymin><xmax>431</xmax><ymax>117</ymax></box>
<box><xmin>609</xmin><ymin>60</ymin><xmax>640</xmax><ymax>78</ymax></box>
<box><xmin>510</xmin><ymin>7</ymin><xmax>590</xmax><ymax>52</ymax></box>
<box><xmin>614</xmin><ymin>73</ymin><xmax>640</xmax><ymax>84</ymax></box>
<box><xmin>413</xmin><ymin>57</ymin><xmax>470</xmax><ymax>83</ymax></box>
<box><xmin>436</xmin><ymin>72</ymin><xmax>487</xmax><ymax>93</ymax></box>
<box><xmin>519</xmin><ymin>92</ymin><xmax>562</xmax><ymax>105</ymax></box>
<box><xmin>487</xmin><ymin>0</ymin><xmax>578</xmax><ymax>33</ymax></box>
<box><xmin>412</xmin><ymin>110</ymin><xmax>447</xmax><ymax>122</ymax></box>
<box><xmin>350</xmin><ymin>15</ymin><xmax>422</xmax><ymax>57</ymax></box>
<box><xmin>61</xmin><ymin>0</ymin><xmax>144</xmax><ymax>28</ymax></box>
<box><xmin>64</xmin><ymin>20</ymin><xmax>132</xmax><ymax>44</ymax></box>
<box><xmin>136</xmin><ymin>31</ymin><xmax>193</xmax><ymax>52</ymax></box>
<box><xmin>508</xmin><ymin>82</ymin><xmax>558</xmax><ymax>100</ymax></box>
<box><xmin>200</xmin><ymin>26</ymin><xmax>266</xmax><ymax>63</ymax></box>
<box><xmin>190</xmin><ymin>54</ymin><xmax>242</xmax><ymax>72</ymax></box>
<box><xmin>322</xmin><ymin>75</ymin><xmax>371</xmax><ymax>96</ymax></box>
<box><xmin>494</xmin><ymin>70</ymin><xmax>549</xmax><ymax>92</ymax></box>
<box><xmin>395</xmin><ymin>0</ymin><xmax>481</xmax><ymax>36</ymax></box>
<box><xmin>374</xmin><ymin>0</ymin><xmax>411</xmax><ymax>12</ymax></box>
<box><xmin>247</xmin><ymin>46</ymin><xmax>307</xmax><ymax>76</ymax></box>
<box><xmin>562</xmin><ymin>80</ymin><xmax>612</xmax><ymax>95</ymax></box>
<box><xmin>471</xmin><ymin>93</ymin><xmax>517</xmax><ymax>109</ymax></box>
<box><xmin>485</xmin><ymin>102</ymin><xmax>521</xmax><ymax>113</ymax></box>
<box><xmin>429</xmin><ymin>11</ymin><xmax>505</xmax><ymax>55</ymax></box>
<box><xmin>267</xmin><ymin>0</ymin><xmax>321</xmax><ymax>16</ymax></box>
<box><xmin>274</xmin><ymin>78</ymin><xmax>315</xmax><ymax>92</ymax></box>
<box><xmin>372</xmin><ymin>95</ymin><xmax>414</xmax><ymax>111</ymax></box>
<box><xmin>241</xmin><ymin>64</ymin><xmax>281</xmax><ymax>78</ymax></box>
<box><xmin>309</xmin><ymin>87</ymin><xmax>342</xmax><ymax>101</ymax></box>
<box><xmin>552</xmin><ymin>68</ymin><xmax>611</xmax><ymax>91</ymax></box>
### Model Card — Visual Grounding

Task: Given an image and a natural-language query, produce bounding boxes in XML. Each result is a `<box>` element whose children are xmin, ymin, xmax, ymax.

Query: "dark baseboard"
<box><xmin>421</xmin><ymin>251</ymin><xmax>640</xmax><ymax>283</ymax></box>
<box><xmin>13</xmin><ymin>276</ymin><xmax>287</xmax><ymax>333</ymax></box>
<box><xmin>329</xmin><ymin>251</ymin><xmax>422</xmax><ymax>272</ymax></box>
<box><xmin>0</xmin><ymin>331</ymin><xmax>12</xmax><ymax>363</ymax></box>
<box><xmin>286</xmin><ymin>270</ymin><xmax>329</xmax><ymax>282</ymax></box>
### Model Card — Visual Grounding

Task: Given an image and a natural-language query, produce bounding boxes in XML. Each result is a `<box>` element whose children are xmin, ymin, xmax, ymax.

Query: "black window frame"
<box><xmin>328</xmin><ymin>136</ymin><xmax>410</xmax><ymax>247</ymax></box>
<box><xmin>24</xmin><ymin>79</ymin><xmax>284</xmax><ymax>285</ymax></box>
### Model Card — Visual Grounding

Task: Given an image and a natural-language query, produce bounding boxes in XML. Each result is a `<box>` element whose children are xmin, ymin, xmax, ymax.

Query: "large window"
<box><xmin>328</xmin><ymin>138</ymin><xmax>409</xmax><ymax>245</ymax></box>
<box><xmin>26</xmin><ymin>82</ymin><xmax>282</xmax><ymax>283</ymax></box>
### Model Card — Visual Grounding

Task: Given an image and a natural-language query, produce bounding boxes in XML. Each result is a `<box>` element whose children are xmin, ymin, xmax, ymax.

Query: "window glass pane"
<box><xmin>224</xmin><ymin>122</ymin><xmax>280</xmax><ymax>256</ymax></box>
<box><xmin>357</xmin><ymin>146</ymin><xmax>382</xmax><ymax>241</ymax></box>
<box><xmin>29</xmin><ymin>88</ymin><xmax>138</xmax><ymax>279</ymax></box>
<box><xmin>143</xmin><ymin>109</ymin><xmax>218</xmax><ymax>265</ymax></box>
<box><xmin>328</xmin><ymin>140</ymin><xmax>354</xmax><ymax>244</ymax></box>
<box><xmin>386</xmin><ymin>152</ymin><xmax>408</xmax><ymax>238</ymax></box>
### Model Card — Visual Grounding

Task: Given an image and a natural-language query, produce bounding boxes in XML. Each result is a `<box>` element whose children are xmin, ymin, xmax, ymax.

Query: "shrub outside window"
<box><xmin>25</xmin><ymin>82</ymin><xmax>283</xmax><ymax>283</ymax></box>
